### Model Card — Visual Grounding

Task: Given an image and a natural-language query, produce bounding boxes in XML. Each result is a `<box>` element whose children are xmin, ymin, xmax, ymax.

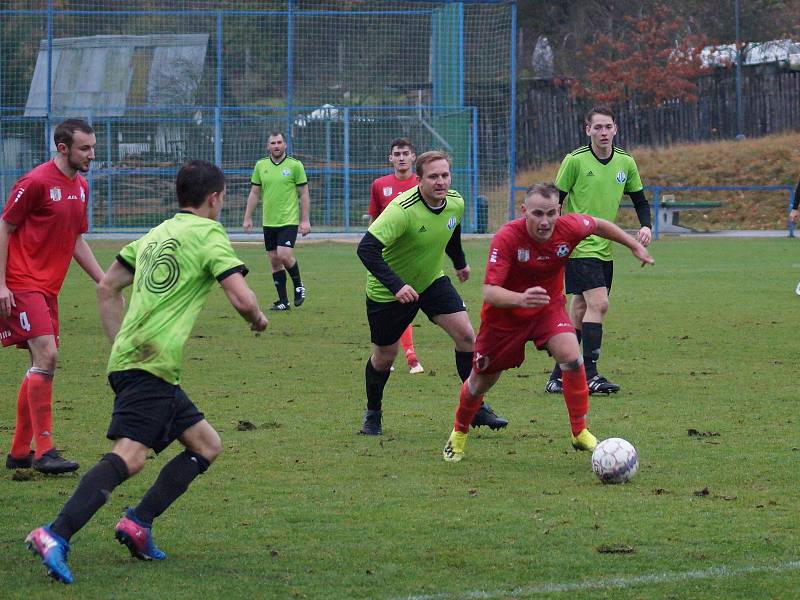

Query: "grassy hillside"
<box><xmin>514</xmin><ymin>131</ymin><xmax>800</xmax><ymax>231</ymax></box>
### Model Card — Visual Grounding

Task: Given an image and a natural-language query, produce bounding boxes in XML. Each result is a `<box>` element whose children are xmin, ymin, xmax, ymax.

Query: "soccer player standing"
<box><xmin>25</xmin><ymin>160</ymin><xmax>268</xmax><ymax>584</ymax></box>
<box><xmin>0</xmin><ymin>119</ymin><xmax>104</xmax><ymax>474</ymax></box>
<box><xmin>443</xmin><ymin>183</ymin><xmax>653</xmax><ymax>462</ymax></box>
<box><xmin>368</xmin><ymin>138</ymin><xmax>424</xmax><ymax>374</ymax></box>
<box><xmin>545</xmin><ymin>105</ymin><xmax>652</xmax><ymax>396</ymax></box>
<box><xmin>357</xmin><ymin>151</ymin><xmax>507</xmax><ymax>435</ymax></box>
<box><xmin>788</xmin><ymin>177</ymin><xmax>800</xmax><ymax>294</ymax></box>
<box><xmin>243</xmin><ymin>130</ymin><xmax>311</xmax><ymax>311</ymax></box>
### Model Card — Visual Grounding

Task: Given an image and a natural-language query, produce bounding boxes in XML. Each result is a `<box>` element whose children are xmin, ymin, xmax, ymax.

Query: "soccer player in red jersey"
<box><xmin>442</xmin><ymin>183</ymin><xmax>654</xmax><ymax>462</ymax></box>
<box><xmin>368</xmin><ymin>138</ymin><xmax>424</xmax><ymax>374</ymax></box>
<box><xmin>0</xmin><ymin>119</ymin><xmax>104</xmax><ymax>474</ymax></box>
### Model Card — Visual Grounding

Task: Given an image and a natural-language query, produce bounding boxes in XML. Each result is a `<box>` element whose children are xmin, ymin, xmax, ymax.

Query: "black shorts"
<box><xmin>367</xmin><ymin>276</ymin><xmax>466</xmax><ymax>346</ymax></box>
<box><xmin>106</xmin><ymin>369</ymin><xmax>205</xmax><ymax>454</ymax></box>
<box><xmin>263</xmin><ymin>225</ymin><xmax>299</xmax><ymax>251</ymax></box>
<box><xmin>565</xmin><ymin>257</ymin><xmax>613</xmax><ymax>295</ymax></box>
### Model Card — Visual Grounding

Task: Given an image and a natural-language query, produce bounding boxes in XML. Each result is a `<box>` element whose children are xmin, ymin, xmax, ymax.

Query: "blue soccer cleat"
<box><xmin>26</xmin><ymin>525</ymin><xmax>73</xmax><ymax>584</ymax></box>
<box><xmin>114</xmin><ymin>510</ymin><xmax>167</xmax><ymax>561</ymax></box>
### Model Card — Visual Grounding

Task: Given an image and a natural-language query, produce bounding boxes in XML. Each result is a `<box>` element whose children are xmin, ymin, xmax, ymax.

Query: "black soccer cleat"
<box><xmin>294</xmin><ymin>286</ymin><xmax>306</xmax><ymax>307</ymax></box>
<box><xmin>6</xmin><ymin>450</ymin><xmax>34</xmax><ymax>469</ymax></box>
<box><xmin>470</xmin><ymin>403</ymin><xmax>508</xmax><ymax>430</ymax></box>
<box><xmin>32</xmin><ymin>449</ymin><xmax>79</xmax><ymax>475</ymax></box>
<box><xmin>544</xmin><ymin>378</ymin><xmax>563</xmax><ymax>394</ymax></box>
<box><xmin>359</xmin><ymin>410</ymin><xmax>382</xmax><ymax>435</ymax></box>
<box><xmin>269</xmin><ymin>301</ymin><xmax>291</xmax><ymax>311</ymax></box>
<box><xmin>587</xmin><ymin>374</ymin><xmax>620</xmax><ymax>395</ymax></box>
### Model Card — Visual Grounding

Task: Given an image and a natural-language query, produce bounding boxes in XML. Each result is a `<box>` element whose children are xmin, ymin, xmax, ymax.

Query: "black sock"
<box><xmin>455</xmin><ymin>351</ymin><xmax>473</xmax><ymax>382</ymax></box>
<box><xmin>286</xmin><ymin>261</ymin><xmax>302</xmax><ymax>289</ymax></box>
<box><xmin>550</xmin><ymin>330</ymin><xmax>580</xmax><ymax>380</ymax></box>
<box><xmin>51</xmin><ymin>453</ymin><xmax>129</xmax><ymax>541</ymax></box>
<box><xmin>582</xmin><ymin>322</ymin><xmax>603</xmax><ymax>379</ymax></box>
<box><xmin>365</xmin><ymin>358</ymin><xmax>391</xmax><ymax>412</ymax></box>
<box><xmin>272</xmin><ymin>270</ymin><xmax>288</xmax><ymax>304</ymax></box>
<box><xmin>133</xmin><ymin>450</ymin><xmax>210</xmax><ymax>526</ymax></box>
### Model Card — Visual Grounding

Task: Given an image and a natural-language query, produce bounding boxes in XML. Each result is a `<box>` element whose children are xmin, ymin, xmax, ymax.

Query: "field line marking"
<box><xmin>393</xmin><ymin>560</ymin><xmax>800</xmax><ymax>600</ymax></box>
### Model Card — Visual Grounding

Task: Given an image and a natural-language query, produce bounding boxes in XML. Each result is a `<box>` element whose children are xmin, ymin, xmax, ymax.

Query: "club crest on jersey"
<box><xmin>49</xmin><ymin>187</ymin><xmax>62</xmax><ymax>202</ymax></box>
<box><xmin>282</xmin><ymin>169</ymin><xmax>291</xmax><ymax>177</ymax></box>
<box><xmin>447</xmin><ymin>216</ymin><xmax>457</xmax><ymax>230</ymax></box>
<box><xmin>556</xmin><ymin>243</ymin><xmax>570</xmax><ymax>257</ymax></box>
<box><xmin>616</xmin><ymin>171</ymin><xmax>627</xmax><ymax>184</ymax></box>
<box><xmin>80</xmin><ymin>188</ymin><xmax>86</xmax><ymax>203</ymax></box>
<box><xmin>382</xmin><ymin>186</ymin><xmax>393</xmax><ymax>197</ymax></box>
<box><xmin>517</xmin><ymin>248</ymin><xmax>530</xmax><ymax>262</ymax></box>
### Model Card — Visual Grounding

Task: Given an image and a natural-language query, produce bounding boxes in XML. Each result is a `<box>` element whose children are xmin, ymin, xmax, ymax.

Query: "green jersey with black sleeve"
<box><xmin>250</xmin><ymin>155</ymin><xmax>308</xmax><ymax>227</ymax></box>
<box><xmin>365</xmin><ymin>187</ymin><xmax>464</xmax><ymax>303</ymax></box>
<box><xmin>556</xmin><ymin>145</ymin><xmax>643</xmax><ymax>260</ymax></box>
<box><xmin>108</xmin><ymin>211</ymin><xmax>248</xmax><ymax>384</ymax></box>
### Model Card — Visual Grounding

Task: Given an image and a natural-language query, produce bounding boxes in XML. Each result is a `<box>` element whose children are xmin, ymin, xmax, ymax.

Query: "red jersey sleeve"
<box><xmin>483</xmin><ymin>226</ymin><xmax>515</xmax><ymax>287</ymax></box>
<box><xmin>2</xmin><ymin>174</ymin><xmax>46</xmax><ymax>227</ymax></box>
<box><xmin>79</xmin><ymin>178</ymin><xmax>89</xmax><ymax>234</ymax></box>
<box><xmin>561</xmin><ymin>213</ymin><xmax>597</xmax><ymax>243</ymax></box>
<box><xmin>368</xmin><ymin>180</ymin><xmax>382</xmax><ymax>219</ymax></box>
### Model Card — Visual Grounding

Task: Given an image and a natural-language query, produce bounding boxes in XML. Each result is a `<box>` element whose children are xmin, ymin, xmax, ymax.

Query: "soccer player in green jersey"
<box><xmin>545</xmin><ymin>105</ymin><xmax>652</xmax><ymax>396</ymax></box>
<box><xmin>356</xmin><ymin>151</ymin><xmax>507</xmax><ymax>435</ymax></box>
<box><xmin>243</xmin><ymin>131</ymin><xmax>311</xmax><ymax>311</ymax></box>
<box><xmin>25</xmin><ymin>161</ymin><xmax>268</xmax><ymax>585</ymax></box>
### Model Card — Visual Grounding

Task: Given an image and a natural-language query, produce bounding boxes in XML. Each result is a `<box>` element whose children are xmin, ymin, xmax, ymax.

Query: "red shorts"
<box><xmin>0</xmin><ymin>291</ymin><xmax>59</xmax><ymax>349</ymax></box>
<box><xmin>473</xmin><ymin>302</ymin><xmax>574</xmax><ymax>374</ymax></box>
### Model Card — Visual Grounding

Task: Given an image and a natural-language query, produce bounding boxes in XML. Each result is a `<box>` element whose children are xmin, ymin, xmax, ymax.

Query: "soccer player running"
<box><xmin>357</xmin><ymin>151</ymin><xmax>507</xmax><ymax>435</ymax></box>
<box><xmin>243</xmin><ymin>130</ymin><xmax>311</xmax><ymax>311</ymax></box>
<box><xmin>443</xmin><ymin>183</ymin><xmax>653</xmax><ymax>462</ymax></box>
<box><xmin>0</xmin><ymin>119</ymin><xmax>104</xmax><ymax>475</ymax></box>
<box><xmin>368</xmin><ymin>138</ymin><xmax>424</xmax><ymax>374</ymax></box>
<box><xmin>25</xmin><ymin>161</ymin><xmax>268</xmax><ymax>584</ymax></box>
<box><xmin>545</xmin><ymin>105</ymin><xmax>652</xmax><ymax>396</ymax></box>
<box><xmin>788</xmin><ymin>177</ymin><xmax>800</xmax><ymax>294</ymax></box>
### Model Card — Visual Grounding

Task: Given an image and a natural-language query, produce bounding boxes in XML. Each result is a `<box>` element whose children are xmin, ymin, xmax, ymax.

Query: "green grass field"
<box><xmin>1</xmin><ymin>237</ymin><xmax>799</xmax><ymax>599</ymax></box>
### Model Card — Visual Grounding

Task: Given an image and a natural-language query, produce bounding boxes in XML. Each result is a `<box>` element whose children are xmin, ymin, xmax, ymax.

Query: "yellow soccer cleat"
<box><xmin>571</xmin><ymin>428</ymin><xmax>598</xmax><ymax>452</ymax></box>
<box><xmin>443</xmin><ymin>429</ymin><xmax>468</xmax><ymax>462</ymax></box>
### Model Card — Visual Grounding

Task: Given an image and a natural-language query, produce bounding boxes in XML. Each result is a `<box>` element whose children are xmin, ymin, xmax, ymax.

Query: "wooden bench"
<box><xmin>621</xmin><ymin>200</ymin><xmax>722</xmax><ymax>233</ymax></box>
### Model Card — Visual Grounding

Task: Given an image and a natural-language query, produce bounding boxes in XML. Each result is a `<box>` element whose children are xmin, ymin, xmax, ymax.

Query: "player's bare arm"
<box><xmin>242</xmin><ymin>185</ymin><xmax>261</xmax><ymax>232</ymax></box>
<box><xmin>593</xmin><ymin>218</ymin><xmax>655</xmax><ymax>267</ymax></box>
<box><xmin>73</xmin><ymin>235</ymin><xmax>104</xmax><ymax>283</ymax></box>
<box><xmin>97</xmin><ymin>260</ymin><xmax>134</xmax><ymax>342</ymax></box>
<box><xmin>483</xmin><ymin>283</ymin><xmax>550</xmax><ymax>308</ymax></box>
<box><xmin>221</xmin><ymin>272</ymin><xmax>268</xmax><ymax>332</ymax></box>
<box><xmin>298</xmin><ymin>184</ymin><xmax>311</xmax><ymax>236</ymax></box>
<box><xmin>0</xmin><ymin>219</ymin><xmax>16</xmax><ymax>316</ymax></box>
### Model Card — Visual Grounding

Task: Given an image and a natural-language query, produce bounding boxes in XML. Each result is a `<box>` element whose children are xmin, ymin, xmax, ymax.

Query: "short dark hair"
<box><xmin>267</xmin><ymin>130</ymin><xmax>285</xmax><ymax>141</ymax></box>
<box><xmin>53</xmin><ymin>119</ymin><xmax>94</xmax><ymax>148</ymax></box>
<box><xmin>389</xmin><ymin>138</ymin><xmax>414</xmax><ymax>154</ymax></box>
<box><xmin>525</xmin><ymin>182</ymin><xmax>558</xmax><ymax>200</ymax></box>
<box><xmin>176</xmin><ymin>160</ymin><xmax>225</xmax><ymax>208</ymax></box>
<box><xmin>584</xmin><ymin>105</ymin><xmax>615</xmax><ymax>125</ymax></box>
<box><xmin>415</xmin><ymin>150</ymin><xmax>451</xmax><ymax>177</ymax></box>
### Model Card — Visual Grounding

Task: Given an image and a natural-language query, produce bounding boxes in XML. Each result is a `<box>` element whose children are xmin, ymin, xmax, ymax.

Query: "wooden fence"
<box><xmin>516</xmin><ymin>66</ymin><xmax>800</xmax><ymax>168</ymax></box>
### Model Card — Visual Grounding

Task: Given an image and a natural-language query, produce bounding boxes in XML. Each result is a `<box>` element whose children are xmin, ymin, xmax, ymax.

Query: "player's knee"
<box><xmin>202</xmin><ymin>431</ymin><xmax>223</xmax><ymax>463</ymax></box>
<box><xmin>122</xmin><ymin>453</ymin><xmax>147</xmax><ymax>475</ymax></box>
<box><xmin>588</xmin><ymin>298</ymin><xmax>609</xmax><ymax>315</ymax></box>
<box><xmin>558</xmin><ymin>356</ymin><xmax>583</xmax><ymax>372</ymax></box>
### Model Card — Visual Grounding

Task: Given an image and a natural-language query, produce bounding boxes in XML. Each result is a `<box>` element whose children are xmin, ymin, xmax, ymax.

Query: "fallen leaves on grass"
<box><xmin>687</xmin><ymin>428</ymin><xmax>720</xmax><ymax>437</ymax></box>
<box><xmin>596</xmin><ymin>544</ymin><xmax>635</xmax><ymax>554</ymax></box>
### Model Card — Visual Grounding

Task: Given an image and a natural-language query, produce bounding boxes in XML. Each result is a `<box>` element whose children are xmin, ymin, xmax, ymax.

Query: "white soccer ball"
<box><xmin>591</xmin><ymin>438</ymin><xmax>639</xmax><ymax>484</ymax></box>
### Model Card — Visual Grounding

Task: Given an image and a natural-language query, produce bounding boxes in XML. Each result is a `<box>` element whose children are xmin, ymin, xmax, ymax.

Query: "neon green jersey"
<box><xmin>250</xmin><ymin>155</ymin><xmax>308</xmax><ymax>227</ymax></box>
<box><xmin>556</xmin><ymin>146</ymin><xmax>643</xmax><ymax>260</ymax></box>
<box><xmin>366</xmin><ymin>187</ymin><xmax>463</xmax><ymax>302</ymax></box>
<box><xmin>108</xmin><ymin>212</ymin><xmax>247</xmax><ymax>384</ymax></box>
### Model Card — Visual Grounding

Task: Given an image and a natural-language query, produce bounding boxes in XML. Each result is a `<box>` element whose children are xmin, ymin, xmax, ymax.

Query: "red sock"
<box><xmin>9</xmin><ymin>375</ymin><xmax>32</xmax><ymax>459</ymax></box>
<box><xmin>400</xmin><ymin>326</ymin><xmax>416</xmax><ymax>364</ymax></box>
<box><xmin>562</xmin><ymin>365</ymin><xmax>589</xmax><ymax>436</ymax></box>
<box><xmin>27</xmin><ymin>372</ymin><xmax>54</xmax><ymax>459</ymax></box>
<box><xmin>454</xmin><ymin>380</ymin><xmax>484</xmax><ymax>433</ymax></box>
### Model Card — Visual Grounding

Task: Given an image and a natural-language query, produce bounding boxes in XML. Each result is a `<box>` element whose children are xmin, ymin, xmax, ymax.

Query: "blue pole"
<box><xmin>324</xmin><ymin>120</ymin><xmax>331</xmax><ymax>226</ymax></box>
<box><xmin>471</xmin><ymin>107</ymin><xmax>479</xmax><ymax>232</ymax></box>
<box><xmin>652</xmin><ymin>187</ymin><xmax>661</xmax><ymax>240</ymax></box>
<box><xmin>106</xmin><ymin>119</ymin><xmax>112</xmax><ymax>228</ymax></box>
<box><xmin>45</xmin><ymin>0</ymin><xmax>53</xmax><ymax>154</ymax></box>
<box><xmin>789</xmin><ymin>187</ymin><xmax>796</xmax><ymax>238</ymax></box>
<box><xmin>214</xmin><ymin>12</ymin><xmax>222</xmax><ymax>166</ymax></box>
<box><xmin>507</xmin><ymin>1</ymin><xmax>517</xmax><ymax>222</ymax></box>
<box><xmin>286</xmin><ymin>0</ymin><xmax>294</xmax><ymax>144</ymax></box>
<box><xmin>458</xmin><ymin>2</ymin><xmax>464</xmax><ymax>107</ymax></box>
<box><xmin>343</xmin><ymin>107</ymin><xmax>350</xmax><ymax>231</ymax></box>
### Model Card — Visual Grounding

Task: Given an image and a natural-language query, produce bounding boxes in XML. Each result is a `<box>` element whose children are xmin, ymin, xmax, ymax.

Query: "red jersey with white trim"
<box><xmin>2</xmin><ymin>160</ymin><xmax>89</xmax><ymax>296</ymax></box>
<box><xmin>368</xmin><ymin>172</ymin><xmax>418</xmax><ymax>218</ymax></box>
<box><xmin>481</xmin><ymin>213</ymin><xmax>597</xmax><ymax>331</ymax></box>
